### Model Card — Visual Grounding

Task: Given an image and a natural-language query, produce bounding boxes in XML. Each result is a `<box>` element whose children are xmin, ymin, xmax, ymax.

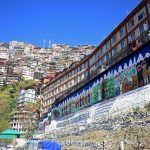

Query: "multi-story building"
<box><xmin>34</xmin><ymin>71</ymin><xmax>44</xmax><ymax>80</ymax></box>
<box><xmin>0</xmin><ymin>58</ymin><xmax>7</xmax><ymax>74</ymax></box>
<box><xmin>18</xmin><ymin>88</ymin><xmax>36</xmax><ymax>104</ymax></box>
<box><xmin>0</xmin><ymin>58</ymin><xmax>20</xmax><ymax>85</ymax></box>
<box><xmin>0</xmin><ymin>73</ymin><xmax>20</xmax><ymax>85</ymax></box>
<box><xmin>13</xmin><ymin>65</ymin><xmax>34</xmax><ymax>80</ymax></box>
<box><xmin>41</xmin><ymin>0</ymin><xmax>150</xmax><ymax>120</ymax></box>
<box><xmin>6</xmin><ymin>73</ymin><xmax>20</xmax><ymax>84</ymax></box>
<box><xmin>11</xmin><ymin>88</ymin><xmax>36</xmax><ymax>134</ymax></box>
<box><xmin>0</xmin><ymin>59</ymin><xmax>14</xmax><ymax>74</ymax></box>
<box><xmin>0</xmin><ymin>50</ymin><xmax>9</xmax><ymax>59</ymax></box>
<box><xmin>0</xmin><ymin>74</ymin><xmax>6</xmax><ymax>86</ymax></box>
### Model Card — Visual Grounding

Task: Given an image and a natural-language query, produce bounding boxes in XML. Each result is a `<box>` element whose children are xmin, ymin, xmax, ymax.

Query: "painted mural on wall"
<box><xmin>52</xmin><ymin>44</ymin><xmax>150</xmax><ymax>120</ymax></box>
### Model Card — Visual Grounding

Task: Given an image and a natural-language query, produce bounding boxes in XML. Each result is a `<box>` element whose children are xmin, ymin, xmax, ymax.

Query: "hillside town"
<box><xmin>0</xmin><ymin>41</ymin><xmax>95</xmax><ymax>83</ymax></box>
<box><xmin>1</xmin><ymin>0</ymin><xmax>150</xmax><ymax>149</ymax></box>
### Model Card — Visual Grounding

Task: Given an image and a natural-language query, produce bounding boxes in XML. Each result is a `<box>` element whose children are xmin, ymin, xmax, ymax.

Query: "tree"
<box><xmin>0</xmin><ymin>93</ymin><xmax>16</xmax><ymax>132</ymax></box>
<box><xmin>22</xmin><ymin>100</ymin><xmax>41</xmax><ymax>139</ymax></box>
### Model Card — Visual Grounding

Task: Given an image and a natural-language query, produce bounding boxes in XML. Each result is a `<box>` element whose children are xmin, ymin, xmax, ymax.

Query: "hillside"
<box><xmin>0</xmin><ymin>79</ymin><xmax>37</xmax><ymax>132</ymax></box>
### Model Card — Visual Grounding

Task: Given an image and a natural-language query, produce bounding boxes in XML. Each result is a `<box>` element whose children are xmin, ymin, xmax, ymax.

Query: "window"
<box><xmin>81</xmin><ymin>64</ymin><xmax>84</xmax><ymax>70</ymax></box>
<box><xmin>70</xmin><ymin>71</ymin><xmax>73</xmax><ymax>77</ymax></box>
<box><xmin>103</xmin><ymin>56</ymin><xmax>106</xmax><ymax>63</ymax></box>
<box><xmin>75</xmin><ymin>77</ymin><xmax>78</xmax><ymax>83</ymax></box>
<box><xmin>65</xmin><ymin>83</ymin><xmax>68</xmax><ymax>88</ymax></box>
<box><xmin>79</xmin><ymin>66</ymin><xmax>82</xmax><ymax>71</ymax></box>
<box><xmin>111</xmin><ymin>35</ymin><xmax>116</xmax><ymax>45</ymax></box>
<box><xmin>106</xmin><ymin>41</ymin><xmax>110</xmax><ymax>50</ymax></box>
<box><xmin>67</xmin><ymin>73</ymin><xmax>69</xmax><ymax>78</ymax></box>
<box><xmin>99</xmin><ymin>48</ymin><xmax>104</xmax><ymax>56</ymax></box>
<box><xmin>103</xmin><ymin>45</ymin><xmax>106</xmax><ymax>53</ymax></box>
<box><xmin>120</xmin><ymin>40</ymin><xmax>126</xmax><ymax>49</ymax></box>
<box><xmin>99</xmin><ymin>57</ymin><xmax>104</xmax><ymax>65</ymax></box>
<box><xmin>128</xmin><ymin>32</ymin><xmax>135</xmax><ymax>42</ymax></box>
<box><xmin>119</xmin><ymin>27</ymin><xmax>125</xmax><ymax>38</ymax></box>
<box><xmin>144</xmin><ymin>23</ymin><xmax>148</xmax><ymax>31</ymax></box>
<box><xmin>139</xmin><ymin>24</ymin><xmax>144</xmax><ymax>35</ymax></box>
<box><xmin>128</xmin><ymin>19</ymin><xmax>134</xmax><ymax>30</ymax></box>
<box><xmin>52</xmin><ymin>83</ymin><xmax>54</xmax><ymax>88</ymax></box>
<box><xmin>90</xmin><ymin>66</ymin><xmax>95</xmax><ymax>74</ymax></box>
<box><xmin>58</xmin><ymin>87</ymin><xmax>61</xmax><ymax>92</ymax></box>
<box><xmin>89</xmin><ymin>56</ymin><xmax>95</xmax><ymax>66</ymax></box>
<box><xmin>112</xmin><ymin>47</ymin><xmax>118</xmax><ymax>56</ymax></box>
<box><xmin>52</xmin><ymin>90</ymin><xmax>54</xmax><ymax>95</ymax></box>
<box><xmin>84</xmin><ymin>71</ymin><xmax>88</xmax><ymax>78</ymax></box>
<box><xmin>95</xmin><ymin>63</ymin><xmax>99</xmax><ymax>69</ymax></box>
<box><xmin>105</xmin><ymin>53</ymin><xmax>110</xmax><ymax>61</ymax></box>
<box><xmin>69</xmin><ymin>81</ymin><xmax>72</xmax><ymax>86</ymax></box>
<box><xmin>95</xmin><ymin>52</ymin><xmax>99</xmax><ymax>61</ymax></box>
<box><xmin>61</xmin><ymin>77</ymin><xmax>64</xmax><ymax>82</ymax></box>
<box><xmin>81</xmin><ymin>73</ymin><xmax>84</xmax><ymax>79</ymax></box>
<box><xmin>58</xmin><ymin>79</ymin><xmax>61</xmax><ymax>84</ymax></box>
<box><xmin>72</xmin><ymin>70</ymin><xmax>75</xmax><ymax>76</ymax></box>
<box><xmin>84</xmin><ymin>62</ymin><xmax>87</xmax><ymax>69</ymax></box>
<box><xmin>78</xmin><ymin>76</ymin><xmax>82</xmax><ymax>81</ymax></box>
<box><xmin>74</xmin><ymin>68</ymin><xmax>78</xmax><ymax>74</ymax></box>
<box><xmin>137</xmin><ymin>9</ymin><xmax>145</xmax><ymax>21</ymax></box>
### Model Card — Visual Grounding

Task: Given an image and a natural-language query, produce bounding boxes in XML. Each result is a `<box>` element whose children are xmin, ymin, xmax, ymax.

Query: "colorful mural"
<box><xmin>52</xmin><ymin>44</ymin><xmax>150</xmax><ymax>120</ymax></box>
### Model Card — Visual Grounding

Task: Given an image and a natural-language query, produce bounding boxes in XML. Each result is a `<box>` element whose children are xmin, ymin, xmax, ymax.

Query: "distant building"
<box><xmin>34</xmin><ymin>72</ymin><xmax>43</xmax><ymax>80</ymax></box>
<box><xmin>0</xmin><ymin>73</ymin><xmax>20</xmax><ymax>86</ymax></box>
<box><xmin>14</xmin><ymin>65</ymin><xmax>34</xmax><ymax>80</ymax></box>
<box><xmin>11</xmin><ymin>87</ymin><xmax>36</xmax><ymax>133</ymax></box>
<box><xmin>18</xmin><ymin>88</ymin><xmax>36</xmax><ymax>104</ymax></box>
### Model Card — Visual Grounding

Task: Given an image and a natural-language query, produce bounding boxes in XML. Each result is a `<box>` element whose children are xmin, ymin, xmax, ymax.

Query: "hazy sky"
<box><xmin>0</xmin><ymin>0</ymin><xmax>141</xmax><ymax>47</ymax></box>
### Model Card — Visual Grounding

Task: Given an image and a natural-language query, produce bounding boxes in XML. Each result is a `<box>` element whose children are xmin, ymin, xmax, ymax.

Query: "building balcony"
<box><xmin>12</xmin><ymin>126</ymin><xmax>23</xmax><ymax>129</ymax></box>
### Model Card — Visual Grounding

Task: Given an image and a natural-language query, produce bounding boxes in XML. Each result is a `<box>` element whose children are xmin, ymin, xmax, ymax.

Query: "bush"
<box><xmin>9</xmin><ymin>89</ymin><xmax>15</xmax><ymax>93</ymax></box>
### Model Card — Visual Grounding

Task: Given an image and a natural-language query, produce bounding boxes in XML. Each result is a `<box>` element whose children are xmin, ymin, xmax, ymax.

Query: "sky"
<box><xmin>0</xmin><ymin>0</ymin><xmax>141</xmax><ymax>47</ymax></box>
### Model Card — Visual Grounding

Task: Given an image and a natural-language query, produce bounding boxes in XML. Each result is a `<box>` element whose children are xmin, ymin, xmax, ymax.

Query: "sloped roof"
<box><xmin>0</xmin><ymin>129</ymin><xmax>21</xmax><ymax>135</ymax></box>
